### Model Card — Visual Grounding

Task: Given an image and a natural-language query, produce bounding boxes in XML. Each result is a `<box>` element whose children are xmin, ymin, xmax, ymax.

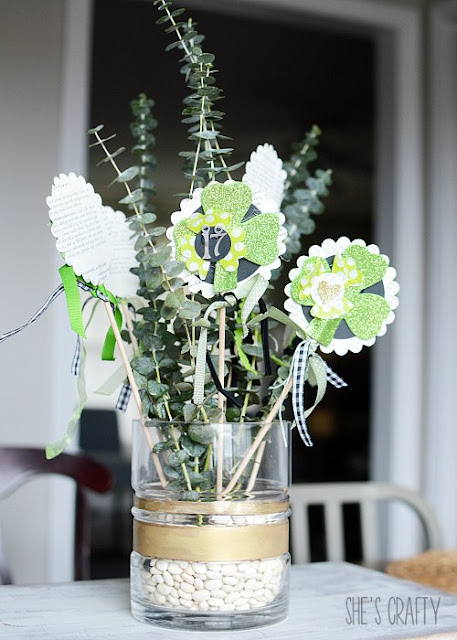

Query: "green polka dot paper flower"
<box><xmin>167</xmin><ymin>181</ymin><xmax>287</xmax><ymax>298</ymax></box>
<box><xmin>284</xmin><ymin>237</ymin><xmax>399</xmax><ymax>355</ymax></box>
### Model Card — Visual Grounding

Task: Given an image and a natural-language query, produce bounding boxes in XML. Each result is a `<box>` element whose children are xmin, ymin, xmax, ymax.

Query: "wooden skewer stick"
<box><xmin>120</xmin><ymin>301</ymin><xmax>139</xmax><ymax>352</ymax></box>
<box><xmin>216</xmin><ymin>306</ymin><xmax>226</xmax><ymax>498</ymax></box>
<box><xmin>103</xmin><ymin>301</ymin><xmax>167</xmax><ymax>488</ymax></box>
<box><xmin>246</xmin><ymin>440</ymin><xmax>266</xmax><ymax>493</ymax></box>
<box><xmin>223</xmin><ymin>376</ymin><xmax>293</xmax><ymax>496</ymax></box>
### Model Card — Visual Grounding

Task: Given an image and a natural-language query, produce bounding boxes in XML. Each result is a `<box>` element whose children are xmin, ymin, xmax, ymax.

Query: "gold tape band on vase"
<box><xmin>133</xmin><ymin>496</ymin><xmax>290</xmax><ymax>516</ymax></box>
<box><xmin>133</xmin><ymin>520</ymin><xmax>289</xmax><ymax>562</ymax></box>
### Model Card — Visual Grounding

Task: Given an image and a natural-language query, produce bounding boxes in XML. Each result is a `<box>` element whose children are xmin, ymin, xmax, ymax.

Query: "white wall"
<box><xmin>0</xmin><ymin>0</ymin><xmax>91</xmax><ymax>583</ymax></box>
<box><xmin>424</xmin><ymin>0</ymin><xmax>457</xmax><ymax>548</ymax></box>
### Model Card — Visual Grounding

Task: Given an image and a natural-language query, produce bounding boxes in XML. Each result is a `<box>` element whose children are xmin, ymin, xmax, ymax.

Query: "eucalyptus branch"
<box><xmin>270</xmin><ymin>126</ymin><xmax>332</xmax><ymax>282</ymax></box>
<box><xmin>154</xmin><ymin>1</ymin><xmax>243</xmax><ymax>189</ymax></box>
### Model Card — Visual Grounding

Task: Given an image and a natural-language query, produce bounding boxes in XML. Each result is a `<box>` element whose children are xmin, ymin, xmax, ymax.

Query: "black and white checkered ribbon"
<box><xmin>116</xmin><ymin>383</ymin><xmax>132</xmax><ymax>411</ymax></box>
<box><xmin>291</xmin><ymin>341</ymin><xmax>348</xmax><ymax>448</ymax></box>
<box><xmin>76</xmin><ymin>281</ymin><xmax>110</xmax><ymax>302</ymax></box>
<box><xmin>0</xmin><ymin>280</ymin><xmax>112</xmax><ymax>348</ymax></box>
<box><xmin>324</xmin><ymin>362</ymin><xmax>348</xmax><ymax>389</ymax></box>
<box><xmin>0</xmin><ymin>284</ymin><xmax>65</xmax><ymax>344</ymax></box>
<box><xmin>114</xmin><ymin>303</ymin><xmax>138</xmax><ymax>412</ymax></box>
<box><xmin>70</xmin><ymin>294</ymin><xmax>104</xmax><ymax>377</ymax></box>
<box><xmin>70</xmin><ymin>291</ymin><xmax>133</xmax><ymax>412</ymax></box>
<box><xmin>71</xmin><ymin>335</ymin><xmax>82</xmax><ymax>377</ymax></box>
<box><xmin>292</xmin><ymin>340</ymin><xmax>314</xmax><ymax>447</ymax></box>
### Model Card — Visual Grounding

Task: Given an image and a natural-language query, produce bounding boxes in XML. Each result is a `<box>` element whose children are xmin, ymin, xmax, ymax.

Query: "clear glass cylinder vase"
<box><xmin>130</xmin><ymin>420</ymin><xmax>291</xmax><ymax>631</ymax></box>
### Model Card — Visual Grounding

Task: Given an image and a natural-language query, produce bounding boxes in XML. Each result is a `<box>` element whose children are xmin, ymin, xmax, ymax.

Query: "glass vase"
<box><xmin>130</xmin><ymin>420</ymin><xmax>291</xmax><ymax>631</ymax></box>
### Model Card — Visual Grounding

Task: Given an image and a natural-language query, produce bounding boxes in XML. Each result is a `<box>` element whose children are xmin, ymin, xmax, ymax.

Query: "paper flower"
<box><xmin>168</xmin><ymin>180</ymin><xmax>286</xmax><ymax>297</ymax></box>
<box><xmin>284</xmin><ymin>237</ymin><xmax>399</xmax><ymax>355</ymax></box>
<box><xmin>47</xmin><ymin>173</ymin><xmax>111</xmax><ymax>287</ymax></box>
<box><xmin>242</xmin><ymin>143</ymin><xmax>287</xmax><ymax>209</ymax></box>
<box><xmin>103</xmin><ymin>207</ymin><xmax>139</xmax><ymax>300</ymax></box>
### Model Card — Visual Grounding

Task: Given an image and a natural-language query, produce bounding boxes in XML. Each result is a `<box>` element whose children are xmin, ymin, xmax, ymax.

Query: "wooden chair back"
<box><xmin>0</xmin><ymin>447</ymin><xmax>113</xmax><ymax>583</ymax></box>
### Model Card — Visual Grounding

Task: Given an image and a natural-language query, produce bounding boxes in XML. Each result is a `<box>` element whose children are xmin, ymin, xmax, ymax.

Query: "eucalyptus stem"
<box><xmin>240</xmin><ymin>327</ymin><xmax>259</xmax><ymax>422</ymax></box>
<box><xmin>283</xmin><ymin>139</ymin><xmax>311</xmax><ymax>193</ymax></box>
<box><xmin>156</xmin><ymin>1</ymin><xmax>238</xmax><ymax>187</ymax></box>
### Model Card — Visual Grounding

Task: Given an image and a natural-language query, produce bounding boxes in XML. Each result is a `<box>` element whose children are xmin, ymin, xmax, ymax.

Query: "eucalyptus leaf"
<box><xmin>180</xmin><ymin>434</ymin><xmax>206</xmax><ymax>457</ymax></box>
<box><xmin>131</xmin><ymin>357</ymin><xmax>155</xmax><ymax>376</ymax></box>
<box><xmin>164</xmin><ymin>261</ymin><xmax>184</xmax><ymax>277</ymax></box>
<box><xmin>134</xmin><ymin>235</ymin><xmax>150</xmax><ymax>250</ymax></box>
<box><xmin>163</xmin><ymin>464</ymin><xmax>182</xmax><ymax>480</ymax></box>
<box><xmin>117</xmin><ymin>166</ymin><xmax>140</xmax><ymax>182</ymax></box>
<box><xmin>183</xmin><ymin>403</ymin><xmax>199</xmax><ymax>423</ymax></box>
<box><xmin>153</xmin><ymin>439</ymin><xmax>175</xmax><ymax>452</ymax></box>
<box><xmin>147</xmin><ymin>381</ymin><xmax>169</xmax><ymax>398</ymax></box>
<box><xmin>88</xmin><ymin>124</ymin><xmax>104</xmax><ymax>134</ymax></box>
<box><xmin>148</xmin><ymin>226</ymin><xmax>166</xmax><ymax>237</ymax></box>
<box><xmin>188</xmin><ymin>423</ymin><xmax>215</xmax><ymax>445</ymax></box>
<box><xmin>181</xmin><ymin>490</ymin><xmax>200</xmax><ymax>501</ymax></box>
<box><xmin>179</xmin><ymin>299</ymin><xmax>201</xmax><ymax>320</ymax></box>
<box><xmin>139</xmin><ymin>212</ymin><xmax>157</xmax><ymax>224</ymax></box>
<box><xmin>168</xmin><ymin>450</ymin><xmax>189</xmax><ymax>467</ymax></box>
<box><xmin>119</xmin><ymin>189</ymin><xmax>143</xmax><ymax>205</ymax></box>
<box><xmin>149</xmin><ymin>245</ymin><xmax>172</xmax><ymax>267</ymax></box>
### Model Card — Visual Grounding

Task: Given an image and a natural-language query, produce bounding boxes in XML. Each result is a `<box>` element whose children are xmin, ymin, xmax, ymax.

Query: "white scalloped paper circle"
<box><xmin>284</xmin><ymin>236</ymin><xmax>399</xmax><ymax>356</ymax></box>
<box><xmin>103</xmin><ymin>207</ymin><xmax>139</xmax><ymax>299</ymax></box>
<box><xmin>166</xmin><ymin>180</ymin><xmax>287</xmax><ymax>299</ymax></box>
<box><xmin>47</xmin><ymin>173</ymin><xmax>111</xmax><ymax>287</ymax></box>
<box><xmin>242</xmin><ymin>143</ymin><xmax>287</xmax><ymax>209</ymax></box>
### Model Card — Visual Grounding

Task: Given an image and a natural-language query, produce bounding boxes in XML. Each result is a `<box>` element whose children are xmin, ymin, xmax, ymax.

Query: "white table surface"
<box><xmin>0</xmin><ymin>562</ymin><xmax>457</xmax><ymax>639</ymax></box>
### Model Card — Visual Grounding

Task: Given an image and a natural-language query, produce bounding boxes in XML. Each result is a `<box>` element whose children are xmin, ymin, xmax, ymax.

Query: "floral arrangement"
<box><xmin>0</xmin><ymin>0</ymin><xmax>398</xmax><ymax>501</ymax></box>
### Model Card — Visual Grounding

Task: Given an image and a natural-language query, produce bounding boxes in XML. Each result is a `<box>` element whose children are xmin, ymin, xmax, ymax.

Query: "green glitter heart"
<box><xmin>173</xmin><ymin>219</ymin><xmax>190</xmax><ymax>261</ymax></box>
<box><xmin>291</xmin><ymin>257</ymin><xmax>330</xmax><ymax>305</ymax></box>
<box><xmin>344</xmin><ymin>292</ymin><xmax>391</xmax><ymax>340</ymax></box>
<box><xmin>342</xmin><ymin>245</ymin><xmax>388</xmax><ymax>290</ymax></box>
<box><xmin>201</xmin><ymin>182</ymin><xmax>252</xmax><ymax>226</ymax></box>
<box><xmin>307</xmin><ymin>317</ymin><xmax>341</xmax><ymax>346</ymax></box>
<box><xmin>213</xmin><ymin>263</ymin><xmax>238</xmax><ymax>292</ymax></box>
<box><xmin>243</xmin><ymin>213</ymin><xmax>280</xmax><ymax>266</ymax></box>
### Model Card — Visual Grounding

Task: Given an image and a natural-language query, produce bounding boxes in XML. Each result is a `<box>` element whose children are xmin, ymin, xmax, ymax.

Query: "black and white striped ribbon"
<box><xmin>292</xmin><ymin>340</ymin><xmax>314</xmax><ymax>447</ymax></box>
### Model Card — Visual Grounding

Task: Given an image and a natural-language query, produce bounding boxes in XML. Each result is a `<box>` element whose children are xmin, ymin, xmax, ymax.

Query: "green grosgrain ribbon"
<box><xmin>59</xmin><ymin>266</ymin><xmax>121</xmax><ymax>361</ymax></box>
<box><xmin>98</xmin><ymin>284</ymin><xmax>122</xmax><ymax>362</ymax></box>
<box><xmin>59</xmin><ymin>265</ymin><xmax>86</xmax><ymax>338</ymax></box>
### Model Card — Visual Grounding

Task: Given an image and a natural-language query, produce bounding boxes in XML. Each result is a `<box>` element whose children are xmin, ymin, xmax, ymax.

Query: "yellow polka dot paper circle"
<box><xmin>284</xmin><ymin>237</ymin><xmax>399</xmax><ymax>356</ymax></box>
<box><xmin>167</xmin><ymin>180</ymin><xmax>287</xmax><ymax>299</ymax></box>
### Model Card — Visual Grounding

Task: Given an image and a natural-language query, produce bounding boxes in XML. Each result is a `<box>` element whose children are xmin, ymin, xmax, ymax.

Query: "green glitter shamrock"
<box><xmin>172</xmin><ymin>182</ymin><xmax>283</xmax><ymax>294</ymax></box>
<box><xmin>286</xmin><ymin>240</ymin><xmax>398</xmax><ymax>352</ymax></box>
